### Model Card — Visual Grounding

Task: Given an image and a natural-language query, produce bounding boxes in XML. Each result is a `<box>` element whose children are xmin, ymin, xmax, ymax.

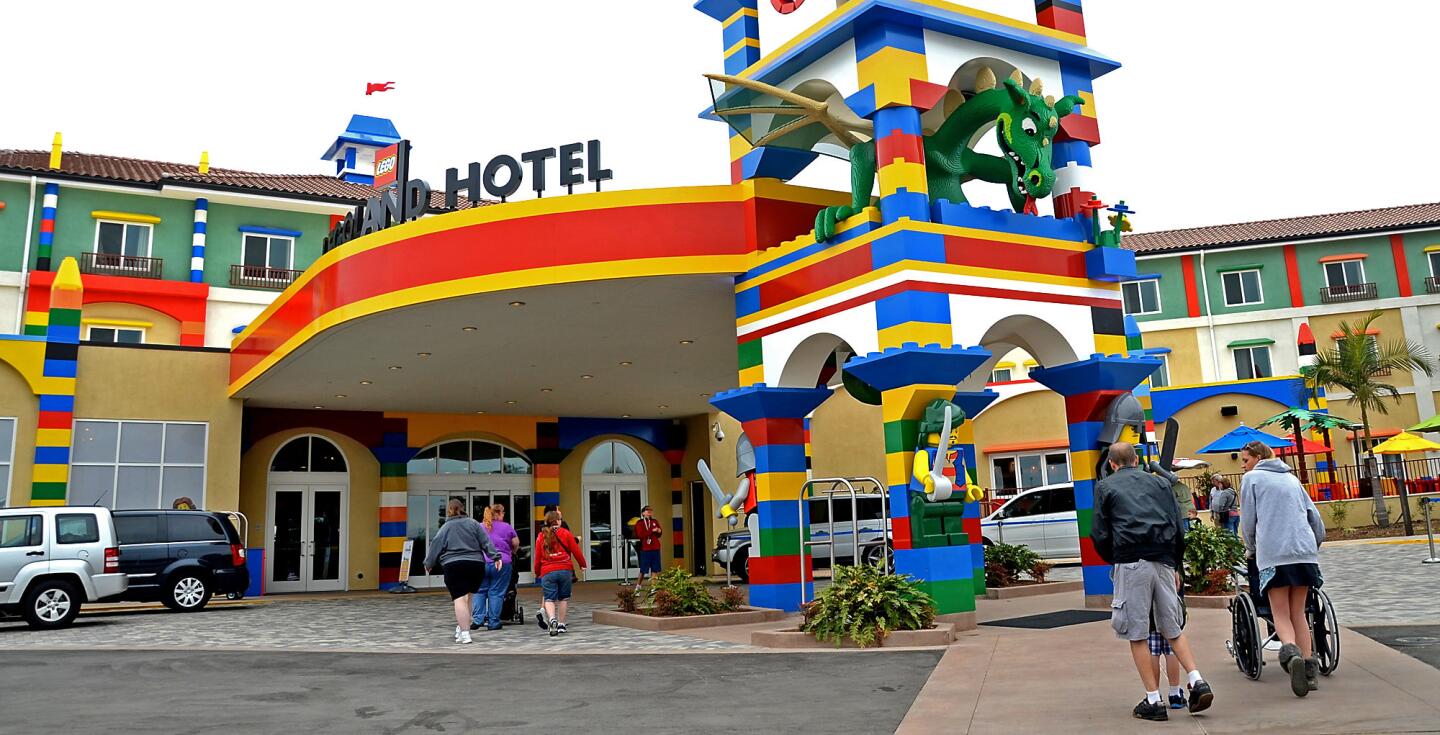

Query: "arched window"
<box><xmin>407</xmin><ymin>440</ymin><xmax>533</xmax><ymax>475</ymax></box>
<box><xmin>270</xmin><ymin>435</ymin><xmax>347</xmax><ymax>472</ymax></box>
<box><xmin>582</xmin><ymin>440</ymin><xmax>645</xmax><ymax>475</ymax></box>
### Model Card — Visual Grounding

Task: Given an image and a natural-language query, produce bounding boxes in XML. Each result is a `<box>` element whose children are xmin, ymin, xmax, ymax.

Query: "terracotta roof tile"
<box><xmin>1125</xmin><ymin>201</ymin><xmax>1440</xmax><ymax>254</ymax></box>
<box><xmin>0</xmin><ymin>149</ymin><xmax>489</xmax><ymax>209</ymax></box>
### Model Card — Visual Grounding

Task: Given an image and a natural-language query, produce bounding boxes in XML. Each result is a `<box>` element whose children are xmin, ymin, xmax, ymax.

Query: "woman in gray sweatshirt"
<box><xmin>1239</xmin><ymin>440</ymin><xmax>1325</xmax><ymax>697</ymax></box>
<box><xmin>423</xmin><ymin>499</ymin><xmax>501</xmax><ymax>644</ymax></box>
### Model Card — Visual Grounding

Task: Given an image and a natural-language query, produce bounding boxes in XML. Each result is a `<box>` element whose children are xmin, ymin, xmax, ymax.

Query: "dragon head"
<box><xmin>994</xmin><ymin>77</ymin><xmax>1084</xmax><ymax>213</ymax></box>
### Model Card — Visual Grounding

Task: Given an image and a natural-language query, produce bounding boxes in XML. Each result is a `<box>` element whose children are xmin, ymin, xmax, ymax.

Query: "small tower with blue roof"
<box><xmin>321</xmin><ymin>115</ymin><xmax>401</xmax><ymax>185</ymax></box>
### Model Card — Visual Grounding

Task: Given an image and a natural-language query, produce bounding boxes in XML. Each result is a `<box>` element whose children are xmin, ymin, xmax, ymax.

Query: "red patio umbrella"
<box><xmin>1276</xmin><ymin>434</ymin><xmax>1332</xmax><ymax>456</ymax></box>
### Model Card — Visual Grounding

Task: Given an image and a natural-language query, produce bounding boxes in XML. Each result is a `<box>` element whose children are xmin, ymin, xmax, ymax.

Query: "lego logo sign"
<box><xmin>373</xmin><ymin>144</ymin><xmax>399</xmax><ymax>189</ymax></box>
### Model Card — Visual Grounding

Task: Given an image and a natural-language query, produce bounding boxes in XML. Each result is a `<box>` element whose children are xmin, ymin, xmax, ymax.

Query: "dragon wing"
<box><xmin>706</xmin><ymin>73</ymin><xmax>872</xmax><ymax>159</ymax></box>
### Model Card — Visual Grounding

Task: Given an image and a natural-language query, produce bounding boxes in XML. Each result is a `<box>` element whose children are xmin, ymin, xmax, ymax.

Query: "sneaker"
<box><xmin>1132</xmin><ymin>699</ymin><xmax>1168</xmax><ymax>722</ymax></box>
<box><xmin>557</xmin><ymin>623</ymin><xmax>568</xmax><ymax>634</ymax></box>
<box><xmin>1168</xmin><ymin>692</ymin><xmax>1187</xmax><ymax>710</ymax></box>
<box><xmin>1187</xmin><ymin>679</ymin><xmax>1214</xmax><ymax>713</ymax></box>
<box><xmin>1304</xmin><ymin>657</ymin><xmax>1319</xmax><ymax>692</ymax></box>
<box><xmin>454</xmin><ymin>626</ymin><xmax>462</xmax><ymax>643</ymax></box>
<box><xmin>536</xmin><ymin>612</ymin><xmax>548</xmax><ymax>631</ymax></box>
<box><xmin>458</xmin><ymin>630</ymin><xmax>472</xmax><ymax>644</ymax></box>
<box><xmin>548</xmin><ymin>617</ymin><xmax>559</xmax><ymax>637</ymax></box>
<box><xmin>470</xmin><ymin>623</ymin><xmax>482</xmax><ymax>631</ymax></box>
<box><xmin>487</xmin><ymin>624</ymin><xmax>504</xmax><ymax>631</ymax></box>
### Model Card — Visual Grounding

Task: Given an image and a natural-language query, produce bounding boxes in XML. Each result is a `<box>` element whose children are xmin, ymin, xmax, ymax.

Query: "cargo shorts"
<box><xmin>1110</xmin><ymin>560</ymin><xmax>1184</xmax><ymax>641</ymax></box>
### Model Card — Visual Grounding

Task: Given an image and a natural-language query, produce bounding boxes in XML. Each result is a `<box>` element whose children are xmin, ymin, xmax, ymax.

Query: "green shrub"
<box><xmin>644</xmin><ymin>566</ymin><xmax>735</xmax><ymax>617</ymax></box>
<box><xmin>720</xmin><ymin>584</ymin><xmax>745</xmax><ymax>610</ymax></box>
<box><xmin>984</xmin><ymin>542</ymin><xmax>1045</xmax><ymax>586</ymax></box>
<box><xmin>1182</xmin><ymin>522</ymin><xmax>1246</xmax><ymax>594</ymax></box>
<box><xmin>800</xmin><ymin>563</ymin><xmax>935</xmax><ymax>648</ymax></box>
<box><xmin>1326</xmin><ymin>500</ymin><xmax>1349</xmax><ymax>529</ymax></box>
<box><xmin>615</xmin><ymin>584</ymin><xmax>638</xmax><ymax>613</ymax></box>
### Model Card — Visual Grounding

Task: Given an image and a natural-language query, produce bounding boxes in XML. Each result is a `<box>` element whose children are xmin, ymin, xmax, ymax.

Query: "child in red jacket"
<box><xmin>533</xmin><ymin>510</ymin><xmax>587</xmax><ymax>636</ymax></box>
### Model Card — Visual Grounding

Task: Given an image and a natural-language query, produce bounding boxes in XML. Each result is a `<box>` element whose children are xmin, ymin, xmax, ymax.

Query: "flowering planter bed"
<box><xmin>751</xmin><ymin>623</ymin><xmax>955</xmax><ymax>649</ymax></box>
<box><xmin>984</xmin><ymin>580</ymin><xmax>1084</xmax><ymax>600</ymax></box>
<box><xmin>591</xmin><ymin>606</ymin><xmax>786</xmax><ymax>632</ymax></box>
<box><xmin>1183</xmin><ymin>594</ymin><xmax>1233</xmax><ymax>609</ymax></box>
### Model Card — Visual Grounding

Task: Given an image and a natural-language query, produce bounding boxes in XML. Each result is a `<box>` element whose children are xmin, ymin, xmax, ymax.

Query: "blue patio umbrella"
<box><xmin>1196</xmin><ymin>424</ymin><xmax>1292</xmax><ymax>454</ymax></box>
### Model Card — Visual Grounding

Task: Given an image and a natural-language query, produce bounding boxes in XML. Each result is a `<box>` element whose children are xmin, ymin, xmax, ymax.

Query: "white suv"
<box><xmin>0</xmin><ymin>506</ymin><xmax>128</xmax><ymax>628</ymax></box>
<box><xmin>980</xmin><ymin>484</ymin><xmax>1080</xmax><ymax>559</ymax></box>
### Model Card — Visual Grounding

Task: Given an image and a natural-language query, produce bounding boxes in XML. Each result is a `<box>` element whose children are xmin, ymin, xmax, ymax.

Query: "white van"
<box><xmin>712</xmin><ymin>493</ymin><xmax>891</xmax><ymax>582</ymax></box>
<box><xmin>0</xmin><ymin>506</ymin><xmax>128</xmax><ymax>628</ymax></box>
<box><xmin>979</xmin><ymin>484</ymin><xmax>1080</xmax><ymax>559</ymax></box>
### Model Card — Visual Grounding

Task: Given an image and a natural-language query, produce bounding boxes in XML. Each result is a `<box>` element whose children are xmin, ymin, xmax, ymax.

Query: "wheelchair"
<box><xmin>1226</xmin><ymin>559</ymin><xmax>1339</xmax><ymax>680</ymax></box>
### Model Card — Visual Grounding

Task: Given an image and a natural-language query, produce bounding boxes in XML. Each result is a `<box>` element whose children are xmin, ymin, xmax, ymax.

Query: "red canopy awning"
<box><xmin>1276</xmin><ymin>434</ymin><xmax>1333</xmax><ymax>456</ymax></box>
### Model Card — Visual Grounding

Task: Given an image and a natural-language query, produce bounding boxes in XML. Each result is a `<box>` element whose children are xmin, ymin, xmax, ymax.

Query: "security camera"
<box><xmin>712</xmin><ymin>422</ymin><xmax>725</xmax><ymax>442</ymax></box>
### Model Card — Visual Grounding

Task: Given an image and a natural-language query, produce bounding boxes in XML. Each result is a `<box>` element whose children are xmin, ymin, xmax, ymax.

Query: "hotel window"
<box><xmin>1221</xmin><ymin>269</ymin><xmax>1263</xmax><ymax>306</ymax></box>
<box><xmin>1323</xmin><ymin>259</ymin><xmax>1366</xmax><ymax>290</ymax></box>
<box><xmin>1233</xmin><ymin>345</ymin><xmax>1274</xmax><ymax>380</ymax></box>
<box><xmin>242</xmin><ymin>234</ymin><xmax>294</xmax><ymax>270</ymax></box>
<box><xmin>95</xmin><ymin>220</ymin><xmax>152</xmax><ymax>258</ymax></box>
<box><xmin>1149</xmin><ymin>355</ymin><xmax>1170</xmax><ymax>388</ymax></box>
<box><xmin>86</xmin><ymin>326</ymin><xmax>145</xmax><ymax>344</ymax></box>
<box><xmin>990</xmin><ymin>451</ymin><xmax>1070</xmax><ymax>493</ymax></box>
<box><xmin>990</xmin><ymin>367</ymin><xmax>1012</xmax><ymax>383</ymax></box>
<box><xmin>0</xmin><ymin>417</ymin><xmax>14</xmax><ymax>507</ymax></box>
<box><xmin>1429</xmin><ymin>250</ymin><xmax>1440</xmax><ymax>278</ymax></box>
<box><xmin>69</xmin><ymin>420</ymin><xmax>208</xmax><ymax>509</ymax></box>
<box><xmin>1121</xmin><ymin>279</ymin><xmax>1161</xmax><ymax>315</ymax></box>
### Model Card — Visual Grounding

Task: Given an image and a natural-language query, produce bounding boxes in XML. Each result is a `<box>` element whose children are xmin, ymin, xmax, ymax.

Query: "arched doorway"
<box><xmin>582</xmin><ymin>440</ymin><xmax>647</xmax><ymax>581</ymax></box>
<box><xmin>406</xmin><ymin>439</ymin><xmax>535</xmax><ymax>587</ymax></box>
<box><xmin>266</xmin><ymin>435</ymin><xmax>349</xmax><ymax>593</ymax></box>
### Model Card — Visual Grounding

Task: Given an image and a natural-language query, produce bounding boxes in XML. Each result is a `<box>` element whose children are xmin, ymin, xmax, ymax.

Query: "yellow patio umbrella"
<box><xmin>1370</xmin><ymin>432</ymin><xmax>1440</xmax><ymax>454</ymax></box>
<box><xmin>1367</xmin><ymin>431</ymin><xmax>1440</xmax><ymax>537</ymax></box>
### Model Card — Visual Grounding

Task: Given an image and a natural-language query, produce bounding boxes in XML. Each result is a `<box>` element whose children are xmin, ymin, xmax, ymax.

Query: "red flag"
<box><xmin>365</xmin><ymin>81</ymin><xmax>395</xmax><ymax>96</ymax></box>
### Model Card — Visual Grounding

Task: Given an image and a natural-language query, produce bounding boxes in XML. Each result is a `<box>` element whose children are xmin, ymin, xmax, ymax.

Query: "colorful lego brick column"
<box><xmin>30</xmin><ymin>257</ymin><xmax>82</xmax><ymax>506</ymax></box>
<box><xmin>1034</xmin><ymin>0</ymin><xmax>1086</xmax><ymax>37</ymax></box>
<box><xmin>373</xmin><ymin>422</ymin><xmax>413</xmax><ymax>589</ymax></box>
<box><xmin>710</xmin><ymin>385</ymin><xmax>832</xmax><ymax>611</ymax></box>
<box><xmin>663</xmin><ymin>422</ymin><xmax>688</xmax><ymax>564</ymax></box>
<box><xmin>1036</xmin><ymin>3</ymin><xmax>1100</xmax><ymax>221</ymax></box>
<box><xmin>530</xmin><ymin>421</ymin><xmax>566</xmax><ymax>537</ymax></box>
<box><xmin>845</xmin><ymin>344</ymin><xmax>992</xmax><ymax>614</ymax></box>
<box><xmin>952</xmin><ymin>389</ymin><xmax>1000</xmax><ymax>594</ymax></box>
<box><xmin>35</xmin><ymin>183</ymin><xmax>59</xmax><ymax>273</ymax></box>
<box><xmin>1029</xmin><ymin>354</ymin><xmax>1161</xmax><ymax>607</ymax></box>
<box><xmin>190</xmin><ymin>198</ymin><xmax>208</xmax><ymax>283</ymax></box>
<box><xmin>849</xmin><ymin>20</ymin><xmax>947</xmax><ymax>226</ymax></box>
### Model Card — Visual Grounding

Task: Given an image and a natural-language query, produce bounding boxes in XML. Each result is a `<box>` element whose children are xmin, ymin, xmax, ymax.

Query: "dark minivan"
<box><xmin>111</xmin><ymin>510</ymin><xmax>249</xmax><ymax>611</ymax></box>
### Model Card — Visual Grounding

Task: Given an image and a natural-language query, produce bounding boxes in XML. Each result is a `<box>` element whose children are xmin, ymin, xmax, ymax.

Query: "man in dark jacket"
<box><xmin>1093</xmin><ymin>442</ymin><xmax>1215</xmax><ymax>721</ymax></box>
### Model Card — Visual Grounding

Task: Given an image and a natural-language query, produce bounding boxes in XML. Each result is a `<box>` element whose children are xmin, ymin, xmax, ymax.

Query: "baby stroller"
<box><xmin>502</xmin><ymin>563</ymin><xmax>525</xmax><ymax>625</ymax></box>
<box><xmin>1226</xmin><ymin>559</ymin><xmax>1339</xmax><ymax>680</ymax></box>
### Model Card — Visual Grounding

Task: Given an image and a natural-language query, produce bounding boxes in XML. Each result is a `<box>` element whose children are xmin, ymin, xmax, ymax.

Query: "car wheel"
<box><xmin>731</xmin><ymin>549</ymin><xmax>750</xmax><ymax>584</ymax></box>
<box><xmin>22</xmin><ymin>579</ymin><xmax>82</xmax><ymax>629</ymax></box>
<box><xmin>862</xmin><ymin>543</ymin><xmax>894</xmax><ymax>573</ymax></box>
<box><xmin>164</xmin><ymin>573</ymin><xmax>212</xmax><ymax>612</ymax></box>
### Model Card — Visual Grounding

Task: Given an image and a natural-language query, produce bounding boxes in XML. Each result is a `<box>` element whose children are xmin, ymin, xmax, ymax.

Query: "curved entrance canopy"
<box><xmin>229</xmin><ymin>181</ymin><xmax>840</xmax><ymax>419</ymax></box>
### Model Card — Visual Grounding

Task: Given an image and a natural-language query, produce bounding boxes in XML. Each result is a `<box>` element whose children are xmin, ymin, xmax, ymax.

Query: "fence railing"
<box><xmin>1180</xmin><ymin>455</ymin><xmax>1440</xmax><ymax>505</ymax></box>
<box><xmin>80</xmin><ymin>251</ymin><xmax>164</xmax><ymax>279</ymax></box>
<box><xmin>229</xmin><ymin>263</ymin><xmax>302</xmax><ymax>289</ymax></box>
<box><xmin>1427</xmin><ymin>276</ymin><xmax>1440</xmax><ymax>295</ymax></box>
<box><xmin>1319</xmin><ymin>281</ymin><xmax>1378</xmax><ymax>304</ymax></box>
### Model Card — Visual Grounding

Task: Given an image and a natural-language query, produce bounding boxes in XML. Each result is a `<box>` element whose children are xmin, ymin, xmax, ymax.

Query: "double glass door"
<box><xmin>407</xmin><ymin>487</ymin><xmax>533</xmax><ymax>587</ymax></box>
<box><xmin>584</xmin><ymin>483</ymin><xmax>644</xmax><ymax>581</ymax></box>
<box><xmin>267</xmin><ymin>484</ymin><xmax>346</xmax><ymax>593</ymax></box>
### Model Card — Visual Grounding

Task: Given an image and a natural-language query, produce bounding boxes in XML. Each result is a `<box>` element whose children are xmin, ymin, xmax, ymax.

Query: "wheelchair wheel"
<box><xmin>1310</xmin><ymin>588</ymin><xmax>1340</xmax><ymax>676</ymax></box>
<box><xmin>1228</xmin><ymin>593</ymin><xmax>1264</xmax><ymax>680</ymax></box>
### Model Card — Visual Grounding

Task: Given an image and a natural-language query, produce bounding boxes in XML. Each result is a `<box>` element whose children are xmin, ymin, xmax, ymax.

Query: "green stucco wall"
<box><xmin>202</xmin><ymin>202</ymin><xmax>331</xmax><ymax>284</ymax></box>
<box><xmin>38</xmin><ymin>187</ymin><xmax>193</xmax><ymax>280</ymax></box>
<box><xmin>0</xmin><ymin>179</ymin><xmax>33</xmax><ymax>272</ymax></box>
<box><xmin>1295</xmin><ymin>234</ymin><xmax>1399</xmax><ymax>304</ymax></box>
<box><xmin>1132</xmin><ymin>255</ymin><xmax>1188</xmax><ymax>322</ymax></box>
<box><xmin>1398</xmin><ymin>232</ymin><xmax>1439</xmax><ymax>296</ymax></box>
<box><xmin>1199</xmin><ymin>247</ymin><xmax>1291</xmax><ymax>315</ymax></box>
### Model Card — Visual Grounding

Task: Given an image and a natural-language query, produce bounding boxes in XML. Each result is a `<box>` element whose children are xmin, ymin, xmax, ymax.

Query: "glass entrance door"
<box><xmin>584</xmin><ymin>483</ymin><xmax>645</xmax><ymax>581</ymax></box>
<box><xmin>407</xmin><ymin>487</ymin><xmax>534</xmax><ymax>588</ymax></box>
<box><xmin>266</xmin><ymin>484</ymin><xmax>347</xmax><ymax>593</ymax></box>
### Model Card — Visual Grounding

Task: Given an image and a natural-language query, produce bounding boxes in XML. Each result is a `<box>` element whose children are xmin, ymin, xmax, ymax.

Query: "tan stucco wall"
<box><xmin>809</xmin><ymin>386</ymin><xmax>885</xmax><ymax>482</ymax></box>
<box><xmin>1142</xmin><ymin>327</ymin><xmax>1206</xmax><ymax>386</ymax></box>
<box><xmin>81</xmin><ymin>302</ymin><xmax>181</xmax><ymax>345</ymax></box>
<box><xmin>682</xmin><ymin>413</ymin><xmax>715</xmax><ymax>572</ymax></box>
<box><xmin>1323</xmin><ymin>392</ymin><xmax>1420</xmax><ymax>459</ymax></box>
<box><xmin>74</xmin><ymin>345</ymin><xmax>242</xmax><ymax>509</ymax></box>
<box><xmin>1309</xmin><ymin>308</ymin><xmax>1414</xmax><ymax>387</ymax></box>
<box><xmin>971</xmin><ymin>390</ymin><xmax>1069</xmax><ymax>488</ymax></box>
<box><xmin>560</xmin><ymin>434</ymin><xmax>676</xmax><ymax>571</ymax></box>
<box><xmin>1164</xmin><ymin>393</ymin><xmax>1298</xmax><ymax>475</ymax></box>
<box><xmin>0</xmin><ymin>360</ymin><xmax>38</xmax><ymax>506</ymax></box>
<box><xmin>238</xmin><ymin>427</ymin><xmax>381</xmax><ymax>591</ymax></box>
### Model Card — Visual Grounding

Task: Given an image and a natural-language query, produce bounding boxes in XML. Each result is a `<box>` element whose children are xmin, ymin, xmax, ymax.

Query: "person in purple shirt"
<box><xmin>472</xmin><ymin>503</ymin><xmax>521</xmax><ymax>630</ymax></box>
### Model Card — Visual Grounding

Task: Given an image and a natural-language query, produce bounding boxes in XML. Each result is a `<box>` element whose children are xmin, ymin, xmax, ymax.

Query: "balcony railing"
<box><xmin>1319</xmin><ymin>281</ymin><xmax>1377</xmax><ymax>304</ymax></box>
<box><xmin>80</xmin><ymin>251</ymin><xmax>163</xmax><ymax>279</ymax></box>
<box><xmin>230</xmin><ymin>264</ymin><xmax>302</xmax><ymax>290</ymax></box>
<box><xmin>1427</xmin><ymin>276</ymin><xmax>1440</xmax><ymax>294</ymax></box>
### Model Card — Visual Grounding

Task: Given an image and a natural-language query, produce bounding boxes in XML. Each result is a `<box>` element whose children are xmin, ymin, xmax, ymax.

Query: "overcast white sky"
<box><xmin>6</xmin><ymin>1</ymin><xmax>1438</xmax><ymax>232</ymax></box>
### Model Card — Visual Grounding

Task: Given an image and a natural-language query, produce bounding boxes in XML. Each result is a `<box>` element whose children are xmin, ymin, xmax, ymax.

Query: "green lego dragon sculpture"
<box><xmin>706</xmin><ymin>68</ymin><xmax>1084</xmax><ymax>242</ymax></box>
<box><xmin>815</xmin><ymin>68</ymin><xmax>1084</xmax><ymax>241</ymax></box>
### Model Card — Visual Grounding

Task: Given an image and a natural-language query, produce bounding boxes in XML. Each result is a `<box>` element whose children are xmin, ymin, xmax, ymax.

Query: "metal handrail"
<box><xmin>796</xmin><ymin>476</ymin><xmax>889</xmax><ymax>605</ymax></box>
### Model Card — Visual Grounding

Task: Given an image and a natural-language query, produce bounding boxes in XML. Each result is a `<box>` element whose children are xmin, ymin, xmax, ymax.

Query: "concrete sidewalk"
<box><xmin>899</xmin><ymin>590</ymin><xmax>1440</xmax><ymax>734</ymax></box>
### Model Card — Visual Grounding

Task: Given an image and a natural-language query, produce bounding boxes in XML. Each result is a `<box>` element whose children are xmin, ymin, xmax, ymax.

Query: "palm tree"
<box><xmin>1304</xmin><ymin>311</ymin><xmax>1435</xmax><ymax>525</ymax></box>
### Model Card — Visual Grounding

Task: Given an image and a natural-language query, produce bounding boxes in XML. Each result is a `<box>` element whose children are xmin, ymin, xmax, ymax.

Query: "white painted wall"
<box><xmin>205</xmin><ymin>286</ymin><xmax>281</xmax><ymax>349</ymax></box>
<box><xmin>763</xmin><ymin>302</ymin><xmax>878</xmax><ymax>387</ymax></box>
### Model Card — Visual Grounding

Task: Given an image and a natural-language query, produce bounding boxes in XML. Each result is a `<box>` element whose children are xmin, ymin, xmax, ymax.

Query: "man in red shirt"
<box><xmin>634</xmin><ymin>506</ymin><xmax>664</xmax><ymax>585</ymax></box>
